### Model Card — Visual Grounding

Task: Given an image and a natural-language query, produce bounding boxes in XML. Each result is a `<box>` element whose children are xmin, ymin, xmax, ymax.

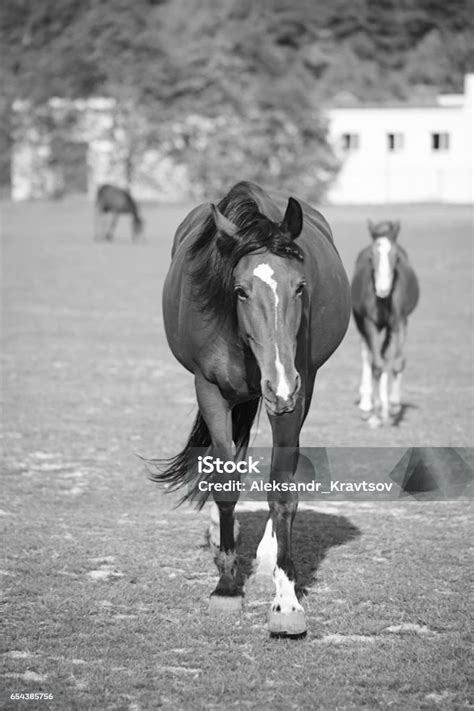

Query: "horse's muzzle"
<box><xmin>262</xmin><ymin>374</ymin><xmax>301</xmax><ymax>416</ymax></box>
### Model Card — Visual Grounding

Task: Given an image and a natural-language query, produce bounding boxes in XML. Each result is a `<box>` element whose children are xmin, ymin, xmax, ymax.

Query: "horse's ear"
<box><xmin>281</xmin><ymin>197</ymin><xmax>303</xmax><ymax>240</ymax></box>
<box><xmin>391</xmin><ymin>221</ymin><xmax>401</xmax><ymax>240</ymax></box>
<box><xmin>367</xmin><ymin>219</ymin><xmax>377</xmax><ymax>239</ymax></box>
<box><xmin>210</xmin><ymin>204</ymin><xmax>239</xmax><ymax>240</ymax></box>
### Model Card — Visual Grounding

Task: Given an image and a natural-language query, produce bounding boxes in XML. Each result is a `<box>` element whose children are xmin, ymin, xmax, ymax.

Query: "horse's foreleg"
<box><xmin>105</xmin><ymin>212</ymin><xmax>118</xmax><ymax>241</ymax></box>
<box><xmin>389</xmin><ymin>322</ymin><xmax>407</xmax><ymax>416</ymax></box>
<box><xmin>364</xmin><ymin>323</ymin><xmax>386</xmax><ymax>427</ymax></box>
<box><xmin>264</xmin><ymin>407</ymin><xmax>306</xmax><ymax>638</ymax></box>
<box><xmin>358</xmin><ymin>338</ymin><xmax>373</xmax><ymax>417</ymax></box>
<box><xmin>195</xmin><ymin>376</ymin><xmax>242</xmax><ymax>613</ymax></box>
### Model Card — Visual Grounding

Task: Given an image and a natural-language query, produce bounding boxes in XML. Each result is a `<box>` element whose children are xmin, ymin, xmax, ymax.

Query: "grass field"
<box><xmin>1</xmin><ymin>199</ymin><xmax>473</xmax><ymax>710</ymax></box>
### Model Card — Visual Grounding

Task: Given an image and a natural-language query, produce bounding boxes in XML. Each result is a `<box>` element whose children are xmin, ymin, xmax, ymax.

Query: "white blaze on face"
<box><xmin>253</xmin><ymin>263</ymin><xmax>279</xmax><ymax>327</ymax></box>
<box><xmin>253</xmin><ymin>263</ymin><xmax>291</xmax><ymax>400</ymax></box>
<box><xmin>374</xmin><ymin>237</ymin><xmax>393</xmax><ymax>297</ymax></box>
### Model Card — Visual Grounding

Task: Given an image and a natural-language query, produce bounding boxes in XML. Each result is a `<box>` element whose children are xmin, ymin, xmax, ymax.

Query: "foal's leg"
<box><xmin>358</xmin><ymin>338</ymin><xmax>373</xmax><ymax>418</ymax></box>
<box><xmin>265</xmin><ymin>406</ymin><xmax>306</xmax><ymax>637</ymax></box>
<box><xmin>195</xmin><ymin>375</ymin><xmax>242</xmax><ymax>613</ymax></box>
<box><xmin>364</xmin><ymin>322</ymin><xmax>386</xmax><ymax>427</ymax></box>
<box><xmin>105</xmin><ymin>212</ymin><xmax>118</xmax><ymax>241</ymax></box>
<box><xmin>389</xmin><ymin>322</ymin><xmax>407</xmax><ymax>416</ymax></box>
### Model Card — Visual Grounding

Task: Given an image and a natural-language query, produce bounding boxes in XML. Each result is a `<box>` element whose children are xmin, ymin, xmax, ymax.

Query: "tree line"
<box><xmin>0</xmin><ymin>0</ymin><xmax>472</xmax><ymax>198</ymax></box>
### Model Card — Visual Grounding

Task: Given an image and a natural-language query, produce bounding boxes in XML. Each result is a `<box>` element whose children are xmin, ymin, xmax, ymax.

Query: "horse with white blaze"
<box><xmin>351</xmin><ymin>220</ymin><xmax>419</xmax><ymax>427</ymax></box>
<box><xmin>146</xmin><ymin>181</ymin><xmax>351</xmax><ymax>638</ymax></box>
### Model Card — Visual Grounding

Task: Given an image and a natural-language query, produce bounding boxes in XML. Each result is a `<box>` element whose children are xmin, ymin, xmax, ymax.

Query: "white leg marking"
<box><xmin>208</xmin><ymin>502</ymin><xmax>240</xmax><ymax>548</ymax></box>
<box><xmin>390</xmin><ymin>372</ymin><xmax>403</xmax><ymax>406</ymax></box>
<box><xmin>379</xmin><ymin>371</ymin><xmax>390</xmax><ymax>420</ymax></box>
<box><xmin>254</xmin><ymin>518</ymin><xmax>277</xmax><ymax>577</ymax></box>
<box><xmin>374</xmin><ymin>238</ymin><xmax>393</xmax><ymax>297</ymax></box>
<box><xmin>359</xmin><ymin>341</ymin><xmax>373</xmax><ymax>412</ymax></box>
<box><xmin>208</xmin><ymin>502</ymin><xmax>220</xmax><ymax>548</ymax></box>
<box><xmin>272</xmin><ymin>567</ymin><xmax>303</xmax><ymax>614</ymax></box>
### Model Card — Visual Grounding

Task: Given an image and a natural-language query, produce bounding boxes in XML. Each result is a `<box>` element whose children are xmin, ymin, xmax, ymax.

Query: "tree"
<box><xmin>1</xmin><ymin>0</ymin><xmax>473</xmax><ymax>198</ymax></box>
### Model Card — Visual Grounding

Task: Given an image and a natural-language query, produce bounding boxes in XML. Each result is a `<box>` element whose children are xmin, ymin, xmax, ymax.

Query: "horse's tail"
<box><xmin>232</xmin><ymin>398</ymin><xmax>261</xmax><ymax>452</ymax></box>
<box><xmin>144</xmin><ymin>398</ymin><xmax>261</xmax><ymax>509</ymax></box>
<box><xmin>143</xmin><ymin>411</ymin><xmax>212</xmax><ymax>508</ymax></box>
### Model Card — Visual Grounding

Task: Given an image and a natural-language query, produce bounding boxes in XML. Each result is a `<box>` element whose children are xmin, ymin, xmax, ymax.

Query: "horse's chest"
<box><xmin>375</xmin><ymin>299</ymin><xmax>394</xmax><ymax>329</ymax></box>
<box><xmin>207</xmin><ymin>348</ymin><xmax>261</xmax><ymax>404</ymax></box>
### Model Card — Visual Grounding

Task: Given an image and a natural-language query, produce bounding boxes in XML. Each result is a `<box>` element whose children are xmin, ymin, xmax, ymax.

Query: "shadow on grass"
<box><xmin>392</xmin><ymin>402</ymin><xmax>419</xmax><ymax>427</ymax></box>
<box><xmin>235</xmin><ymin>510</ymin><xmax>361</xmax><ymax>595</ymax></box>
<box><xmin>352</xmin><ymin>399</ymin><xmax>419</xmax><ymax>427</ymax></box>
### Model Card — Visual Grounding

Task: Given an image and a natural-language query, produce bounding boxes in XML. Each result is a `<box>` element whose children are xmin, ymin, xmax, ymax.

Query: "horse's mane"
<box><xmin>188</xmin><ymin>182</ymin><xmax>303</xmax><ymax>322</ymax></box>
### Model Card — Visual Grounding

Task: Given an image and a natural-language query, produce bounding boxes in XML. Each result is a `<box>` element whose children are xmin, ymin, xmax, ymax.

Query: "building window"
<box><xmin>341</xmin><ymin>133</ymin><xmax>360</xmax><ymax>151</ymax></box>
<box><xmin>432</xmin><ymin>133</ymin><xmax>450</xmax><ymax>151</ymax></box>
<box><xmin>387</xmin><ymin>133</ymin><xmax>404</xmax><ymax>152</ymax></box>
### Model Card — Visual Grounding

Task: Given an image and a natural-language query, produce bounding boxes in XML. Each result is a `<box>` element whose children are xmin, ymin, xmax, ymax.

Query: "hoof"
<box><xmin>268</xmin><ymin>609</ymin><xmax>307</xmax><ymax>639</ymax></box>
<box><xmin>368</xmin><ymin>414</ymin><xmax>382</xmax><ymax>429</ymax></box>
<box><xmin>389</xmin><ymin>403</ymin><xmax>402</xmax><ymax>417</ymax></box>
<box><xmin>208</xmin><ymin>594</ymin><xmax>243</xmax><ymax>615</ymax></box>
<box><xmin>359</xmin><ymin>408</ymin><xmax>372</xmax><ymax>421</ymax></box>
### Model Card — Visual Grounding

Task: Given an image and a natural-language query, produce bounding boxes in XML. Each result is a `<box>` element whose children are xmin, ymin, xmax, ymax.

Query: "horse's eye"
<box><xmin>296</xmin><ymin>283</ymin><xmax>305</xmax><ymax>297</ymax></box>
<box><xmin>235</xmin><ymin>286</ymin><xmax>248</xmax><ymax>301</ymax></box>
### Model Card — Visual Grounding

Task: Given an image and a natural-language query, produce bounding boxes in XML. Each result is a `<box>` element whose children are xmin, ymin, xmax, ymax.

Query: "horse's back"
<box><xmin>245</xmin><ymin>183</ymin><xmax>336</xmax><ymax>247</ymax></box>
<box><xmin>171</xmin><ymin>203</ymin><xmax>212</xmax><ymax>258</ymax></box>
<box><xmin>397</xmin><ymin>252</ymin><xmax>419</xmax><ymax>316</ymax></box>
<box><xmin>170</xmin><ymin>183</ymin><xmax>335</xmax><ymax>257</ymax></box>
<box><xmin>96</xmin><ymin>184</ymin><xmax>137</xmax><ymax>214</ymax></box>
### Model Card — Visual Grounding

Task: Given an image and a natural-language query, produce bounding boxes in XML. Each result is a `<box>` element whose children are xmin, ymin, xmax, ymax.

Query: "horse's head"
<box><xmin>211</xmin><ymin>198</ymin><xmax>305</xmax><ymax>416</ymax></box>
<box><xmin>368</xmin><ymin>219</ymin><xmax>400</xmax><ymax>298</ymax></box>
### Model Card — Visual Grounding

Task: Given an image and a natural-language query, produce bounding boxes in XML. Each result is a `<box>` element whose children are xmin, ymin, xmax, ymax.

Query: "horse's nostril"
<box><xmin>265</xmin><ymin>379</ymin><xmax>275</xmax><ymax>395</ymax></box>
<box><xmin>293</xmin><ymin>374</ymin><xmax>301</xmax><ymax>395</ymax></box>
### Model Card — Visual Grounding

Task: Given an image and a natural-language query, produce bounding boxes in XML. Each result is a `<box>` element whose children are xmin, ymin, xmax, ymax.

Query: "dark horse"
<box><xmin>94</xmin><ymin>184</ymin><xmax>144</xmax><ymax>241</ymax></box>
<box><xmin>149</xmin><ymin>182</ymin><xmax>350</xmax><ymax>637</ymax></box>
<box><xmin>351</xmin><ymin>220</ymin><xmax>419</xmax><ymax>427</ymax></box>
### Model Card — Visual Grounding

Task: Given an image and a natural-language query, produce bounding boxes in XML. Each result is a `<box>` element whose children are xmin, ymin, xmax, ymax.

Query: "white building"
<box><xmin>11</xmin><ymin>75</ymin><xmax>474</xmax><ymax>205</ymax></box>
<box><xmin>326</xmin><ymin>73</ymin><xmax>474</xmax><ymax>204</ymax></box>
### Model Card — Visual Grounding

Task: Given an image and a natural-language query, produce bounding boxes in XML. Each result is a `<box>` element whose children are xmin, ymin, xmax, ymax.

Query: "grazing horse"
<box><xmin>94</xmin><ymin>184</ymin><xmax>143</xmax><ymax>241</ymax></box>
<box><xmin>351</xmin><ymin>220</ymin><xmax>419</xmax><ymax>427</ymax></box>
<box><xmin>148</xmin><ymin>181</ymin><xmax>350</xmax><ymax>638</ymax></box>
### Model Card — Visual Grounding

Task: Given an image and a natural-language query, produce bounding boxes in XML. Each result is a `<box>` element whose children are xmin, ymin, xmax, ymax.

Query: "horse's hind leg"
<box><xmin>207</xmin><ymin>501</ymin><xmax>240</xmax><ymax>551</ymax></box>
